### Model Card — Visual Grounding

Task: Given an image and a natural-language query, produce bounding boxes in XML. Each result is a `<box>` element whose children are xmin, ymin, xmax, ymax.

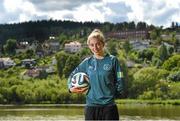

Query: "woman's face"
<box><xmin>88</xmin><ymin>37</ymin><xmax>104</xmax><ymax>56</ymax></box>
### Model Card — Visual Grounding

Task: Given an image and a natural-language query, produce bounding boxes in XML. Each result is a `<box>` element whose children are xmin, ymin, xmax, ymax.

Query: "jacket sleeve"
<box><xmin>67</xmin><ymin>58</ymin><xmax>88</xmax><ymax>91</ymax></box>
<box><xmin>114</xmin><ymin>57</ymin><xmax>124</xmax><ymax>96</ymax></box>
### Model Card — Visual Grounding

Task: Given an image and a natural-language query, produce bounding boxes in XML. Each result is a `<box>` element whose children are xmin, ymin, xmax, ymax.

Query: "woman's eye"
<box><xmin>89</xmin><ymin>44</ymin><xmax>94</xmax><ymax>47</ymax></box>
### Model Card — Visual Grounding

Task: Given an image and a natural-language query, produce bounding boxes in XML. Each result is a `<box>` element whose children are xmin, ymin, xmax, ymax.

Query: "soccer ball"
<box><xmin>71</xmin><ymin>72</ymin><xmax>89</xmax><ymax>88</ymax></box>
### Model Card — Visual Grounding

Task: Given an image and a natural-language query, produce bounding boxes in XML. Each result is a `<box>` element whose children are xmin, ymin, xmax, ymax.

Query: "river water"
<box><xmin>0</xmin><ymin>104</ymin><xmax>179</xmax><ymax>121</ymax></box>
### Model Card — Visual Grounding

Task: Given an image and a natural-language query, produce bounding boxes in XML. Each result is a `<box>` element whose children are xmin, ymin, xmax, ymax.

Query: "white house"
<box><xmin>130</xmin><ymin>40</ymin><xmax>150</xmax><ymax>51</ymax></box>
<box><xmin>0</xmin><ymin>57</ymin><xmax>16</xmax><ymax>69</ymax></box>
<box><xmin>64</xmin><ymin>41</ymin><xmax>82</xmax><ymax>53</ymax></box>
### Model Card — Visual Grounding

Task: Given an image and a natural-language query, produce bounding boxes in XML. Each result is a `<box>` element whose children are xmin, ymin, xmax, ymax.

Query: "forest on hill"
<box><xmin>0</xmin><ymin>19</ymin><xmax>156</xmax><ymax>44</ymax></box>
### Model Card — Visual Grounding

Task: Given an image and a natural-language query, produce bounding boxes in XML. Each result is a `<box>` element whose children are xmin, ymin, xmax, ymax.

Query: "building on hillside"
<box><xmin>64</xmin><ymin>41</ymin><xmax>82</xmax><ymax>53</ymax></box>
<box><xmin>0</xmin><ymin>61</ymin><xmax>4</xmax><ymax>68</ymax></box>
<box><xmin>0</xmin><ymin>44</ymin><xmax>2</xmax><ymax>56</ymax></box>
<box><xmin>51</xmin><ymin>56</ymin><xmax>57</xmax><ymax>65</ymax></box>
<box><xmin>22</xmin><ymin>66</ymin><xmax>55</xmax><ymax>79</ymax></box>
<box><xmin>16</xmin><ymin>41</ymin><xmax>38</xmax><ymax>54</ymax></box>
<box><xmin>16</xmin><ymin>41</ymin><xmax>29</xmax><ymax>54</ymax></box>
<box><xmin>36</xmin><ymin>66</ymin><xmax>55</xmax><ymax>74</ymax></box>
<box><xmin>21</xmin><ymin>59</ymin><xmax>36</xmax><ymax>68</ymax></box>
<box><xmin>43</xmin><ymin>36</ymin><xmax>60</xmax><ymax>53</ymax></box>
<box><xmin>106</xmin><ymin>30</ymin><xmax>149</xmax><ymax>40</ymax></box>
<box><xmin>177</xmin><ymin>39</ymin><xmax>180</xmax><ymax>53</ymax></box>
<box><xmin>23</xmin><ymin>69</ymin><xmax>40</xmax><ymax>78</ymax></box>
<box><xmin>126</xmin><ymin>60</ymin><xmax>136</xmax><ymax>68</ymax></box>
<box><xmin>130</xmin><ymin>40</ymin><xmax>150</xmax><ymax>51</ymax></box>
<box><xmin>161</xmin><ymin>34</ymin><xmax>180</xmax><ymax>53</ymax></box>
<box><xmin>161</xmin><ymin>34</ymin><xmax>180</xmax><ymax>40</ymax></box>
<box><xmin>0</xmin><ymin>57</ymin><xmax>16</xmax><ymax>69</ymax></box>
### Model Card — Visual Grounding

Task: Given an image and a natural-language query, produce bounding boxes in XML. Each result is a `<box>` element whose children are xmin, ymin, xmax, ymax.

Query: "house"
<box><xmin>22</xmin><ymin>66</ymin><xmax>50</xmax><ymax>79</ymax></box>
<box><xmin>36</xmin><ymin>50</ymin><xmax>46</xmax><ymax>58</ymax></box>
<box><xmin>24</xmin><ymin>69</ymin><xmax>40</xmax><ymax>78</ymax></box>
<box><xmin>16</xmin><ymin>41</ymin><xmax>29</xmax><ymax>54</ymax></box>
<box><xmin>126</xmin><ymin>60</ymin><xmax>135</xmax><ymax>68</ymax></box>
<box><xmin>0</xmin><ymin>61</ymin><xmax>4</xmax><ymax>68</ymax></box>
<box><xmin>130</xmin><ymin>40</ymin><xmax>150</xmax><ymax>51</ymax></box>
<box><xmin>161</xmin><ymin>34</ymin><xmax>180</xmax><ymax>40</ymax></box>
<box><xmin>0</xmin><ymin>57</ymin><xmax>16</xmax><ymax>69</ymax></box>
<box><xmin>177</xmin><ymin>39</ymin><xmax>180</xmax><ymax>53</ymax></box>
<box><xmin>43</xmin><ymin>36</ymin><xmax>60</xmax><ymax>53</ymax></box>
<box><xmin>161</xmin><ymin>34</ymin><xmax>180</xmax><ymax>53</ymax></box>
<box><xmin>51</xmin><ymin>56</ymin><xmax>57</xmax><ymax>65</ymax></box>
<box><xmin>64</xmin><ymin>41</ymin><xmax>82</xmax><ymax>53</ymax></box>
<box><xmin>106</xmin><ymin>30</ymin><xmax>149</xmax><ymax>40</ymax></box>
<box><xmin>21</xmin><ymin>59</ymin><xmax>36</xmax><ymax>68</ymax></box>
<box><xmin>48</xmin><ymin>39</ymin><xmax>60</xmax><ymax>52</ymax></box>
<box><xmin>0</xmin><ymin>44</ymin><xmax>2</xmax><ymax>56</ymax></box>
<box><xmin>16</xmin><ymin>41</ymin><xmax>38</xmax><ymax>54</ymax></box>
<box><xmin>36</xmin><ymin>66</ymin><xmax>55</xmax><ymax>74</ymax></box>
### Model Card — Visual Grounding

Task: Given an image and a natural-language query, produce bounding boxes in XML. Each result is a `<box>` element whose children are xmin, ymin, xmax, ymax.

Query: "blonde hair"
<box><xmin>87</xmin><ymin>29</ymin><xmax>105</xmax><ymax>45</ymax></box>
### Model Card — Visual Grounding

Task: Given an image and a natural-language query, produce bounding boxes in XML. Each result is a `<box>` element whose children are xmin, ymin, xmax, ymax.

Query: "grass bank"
<box><xmin>115</xmin><ymin>99</ymin><xmax>180</xmax><ymax>105</ymax></box>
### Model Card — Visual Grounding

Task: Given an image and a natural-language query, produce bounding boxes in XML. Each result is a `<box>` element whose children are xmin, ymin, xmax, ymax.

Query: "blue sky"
<box><xmin>0</xmin><ymin>0</ymin><xmax>179</xmax><ymax>28</ymax></box>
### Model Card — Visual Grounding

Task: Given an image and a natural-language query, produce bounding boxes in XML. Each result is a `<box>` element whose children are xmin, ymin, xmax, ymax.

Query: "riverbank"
<box><xmin>0</xmin><ymin>99</ymin><xmax>180</xmax><ymax>106</ymax></box>
<box><xmin>115</xmin><ymin>99</ymin><xmax>180</xmax><ymax>105</ymax></box>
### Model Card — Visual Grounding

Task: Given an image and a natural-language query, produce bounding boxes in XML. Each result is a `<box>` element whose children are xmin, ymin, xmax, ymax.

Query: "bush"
<box><xmin>168</xmin><ymin>82</ymin><xmax>180</xmax><ymax>99</ymax></box>
<box><xmin>167</xmin><ymin>71</ymin><xmax>180</xmax><ymax>82</ymax></box>
<box><xmin>130</xmin><ymin>67</ymin><xmax>169</xmax><ymax>98</ymax></box>
<box><xmin>162</xmin><ymin>54</ymin><xmax>180</xmax><ymax>71</ymax></box>
<box><xmin>138</xmin><ymin>91</ymin><xmax>155</xmax><ymax>99</ymax></box>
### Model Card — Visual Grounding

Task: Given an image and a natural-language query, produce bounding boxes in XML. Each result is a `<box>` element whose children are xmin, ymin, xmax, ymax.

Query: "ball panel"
<box><xmin>71</xmin><ymin>72</ymin><xmax>89</xmax><ymax>88</ymax></box>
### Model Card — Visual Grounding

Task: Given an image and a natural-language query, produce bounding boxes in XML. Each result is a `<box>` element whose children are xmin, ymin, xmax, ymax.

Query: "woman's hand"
<box><xmin>70</xmin><ymin>86</ymin><xmax>88</xmax><ymax>93</ymax></box>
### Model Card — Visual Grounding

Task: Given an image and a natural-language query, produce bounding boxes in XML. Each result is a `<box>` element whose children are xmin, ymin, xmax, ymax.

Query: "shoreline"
<box><xmin>115</xmin><ymin>99</ymin><xmax>180</xmax><ymax>105</ymax></box>
<box><xmin>0</xmin><ymin>99</ymin><xmax>180</xmax><ymax>106</ymax></box>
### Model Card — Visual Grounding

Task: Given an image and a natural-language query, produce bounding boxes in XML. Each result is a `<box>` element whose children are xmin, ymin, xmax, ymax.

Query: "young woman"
<box><xmin>68</xmin><ymin>29</ymin><xmax>124</xmax><ymax>120</ymax></box>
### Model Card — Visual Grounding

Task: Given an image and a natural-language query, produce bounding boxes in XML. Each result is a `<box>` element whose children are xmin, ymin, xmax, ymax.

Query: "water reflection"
<box><xmin>0</xmin><ymin>104</ymin><xmax>179</xmax><ymax>121</ymax></box>
<box><xmin>118</xmin><ymin>104</ymin><xmax>180</xmax><ymax>120</ymax></box>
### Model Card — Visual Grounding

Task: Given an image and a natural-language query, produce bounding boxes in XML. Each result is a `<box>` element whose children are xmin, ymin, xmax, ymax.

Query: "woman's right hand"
<box><xmin>70</xmin><ymin>86</ymin><xmax>88</xmax><ymax>93</ymax></box>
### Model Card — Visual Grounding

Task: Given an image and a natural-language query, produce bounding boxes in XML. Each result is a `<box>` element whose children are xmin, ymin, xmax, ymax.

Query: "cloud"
<box><xmin>152</xmin><ymin>8</ymin><xmax>180</xmax><ymax>27</ymax></box>
<box><xmin>0</xmin><ymin>0</ymin><xmax>179</xmax><ymax>27</ymax></box>
<box><xmin>104</xmin><ymin>2</ymin><xmax>132</xmax><ymax>23</ymax></box>
<box><xmin>63</xmin><ymin>13</ymin><xmax>74</xmax><ymax>20</ymax></box>
<box><xmin>29</xmin><ymin>0</ymin><xmax>100</xmax><ymax>11</ymax></box>
<box><xmin>0</xmin><ymin>1</ymin><xmax>20</xmax><ymax>23</ymax></box>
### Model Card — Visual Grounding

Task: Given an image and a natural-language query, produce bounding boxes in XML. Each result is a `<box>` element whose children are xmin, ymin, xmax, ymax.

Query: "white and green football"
<box><xmin>71</xmin><ymin>72</ymin><xmax>89</xmax><ymax>88</ymax></box>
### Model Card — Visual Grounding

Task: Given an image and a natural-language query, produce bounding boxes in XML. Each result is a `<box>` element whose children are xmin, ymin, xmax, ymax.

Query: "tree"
<box><xmin>58</xmin><ymin>33</ymin><xmax>68</xmax><ymax>45</ymax></box>
<box><xmin>171</xmin><ymin>22</ymin><xmax>175</xmax><ymax>29</ymax></box>
<box><xmin>171</xmin><ymin>32</ymin><xmax>178</xmax><ymax>52</ymax></box>
<box><xmin>4</xmin><ymin>39</ymin><xmax>17</xmax><ymax>55</ymax></box>
<box><xmin>158</xmin><ymin>43</ymin><xmax>169</xmax><ymax>62</ymax></box>
<box><xmin>138</xmin><ymin>48</ymin><xmax>154</xmax><ymax>61</ymax></box>
<box><xmin>63</xmin><ymin>55</ymin><xmax>80</xmax><ymax>78</ymax></box>
<box><xmin>136</xmin><ymin>22</ymin><xmax>147</xmax><ymax>30</ymax></box>
<box><xmin>128</xmin><ymin>21</ymin><xmax>136</xmax><ymax>30</ymax></box>
<box><xmin>25</xmin><ymin>49</ymin><xmax>35</xmax><ymax>58</ymax></box>
<box><xmin>152</xmin><ymin>43</ymin><xmax>170</xmax><ymax>67</ymax></box>
<box><xmin>123</xmin><ymin>41</ymin><xmax>131</xmax><ymax>55</ymax></box>
<box><xmin>55</xmin><ymin>51</ymin><xmax>69</xmax><ymax>78</ymax></box>
<box><xmin>150</xmin><ymin>27</ymin><xmax>162</xmax><ymax>45</ymax></box>
<box><xmin>76</xmin><ymin>48</ymin><xmax>91</xmax><ymax>60</ymax></box>
<box><xmin>106</xmin><ymin>41</ymin><xmax>118</xmax><ymax>56</ymax></box>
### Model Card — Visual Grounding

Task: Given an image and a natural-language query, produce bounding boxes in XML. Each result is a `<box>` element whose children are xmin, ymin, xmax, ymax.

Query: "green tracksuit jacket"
<box><xmin>68</xmin><ymin>54</ymin><xmax>124</xmax><ymax>106</ymax></box>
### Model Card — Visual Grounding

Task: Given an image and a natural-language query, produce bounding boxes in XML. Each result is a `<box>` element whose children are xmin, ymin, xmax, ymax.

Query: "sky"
<box><xmin>0</xmin><ymin>0</ymin><xmax>180</xmax><ymax>28</ymax></box>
